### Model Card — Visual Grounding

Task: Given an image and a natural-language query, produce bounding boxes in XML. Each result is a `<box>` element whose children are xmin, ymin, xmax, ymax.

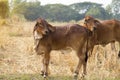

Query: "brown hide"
<box><xmin>33</xmin><ymin>18</ymin><xmax>90</xmax><ymax>78</ymax></box>
<box><xmin>84</xmin><ymin>16</ymin><xmax>120</xmax><ymax>58</ymax></box>
<box><xmin>84</xmin><ymin>16</ymin><xmax>120</xmax><ymax>45</ymax></box>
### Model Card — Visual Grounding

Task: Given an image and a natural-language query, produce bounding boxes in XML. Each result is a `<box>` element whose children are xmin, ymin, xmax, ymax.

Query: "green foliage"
<box><xmin>70</xmin><ymin>2</ymin><xmax>112</xmax><ymax>20</ymax></box>
<box><xmin>86</xmin><ymin>6</ymin><xmax>111</xmax><ymax>19</ymax></box>
<box><xmin>70</xmin><ymin>2</ymin><xmax>102</xmax><ymax>14</ymax></box>
<box><xmin>106</xmin><ymin>5</ymin><xmax>113</xmax><ymax>18</ymax></box>
<box><xmin>11</xmin><ymin>1</ymin><xmax>119</xmax><ymax>21</ymax></box>
<box><xmin>23</xmin><ymin>1</ymin><xmax>44</xmax><ymax>21</ymax></box>
<box><xmin>12</xmin><ymin>0</ymin><xmax>27</xmax><ymax>15</ymax></box>
<box><xmin>110</xmin><ymin>0</ymin><xmax>120</xmax><ymax>19</ymax></box>
<box><xmin>44</xmin><ymin>4</ymin><xmax>81</xmax><ymax>21</ymax></box>
<box><xmin>12</xmin><ymin>0</ymin><xmax>46</xmax><ymax>21</ymax></box>
<box><xmin>0</xmin><ymin>0</ymin><xmax>9</xmax><ymax>19</ymax></box>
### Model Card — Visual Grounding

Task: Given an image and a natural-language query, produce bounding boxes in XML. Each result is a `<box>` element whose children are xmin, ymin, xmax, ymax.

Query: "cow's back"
<box><xmin>96</xmin><ymin>20</ymin><xmax>119</xmax><ymax>44</ymax></box>
<box><xmin>50</xmin><ymin>24</ymin><xmax>87</xmax><ymax>50</ymax></box>
<box><xmin>66</xmin><ymin>24</ymin><xmax>87</xmax><ymax>49</ymax></box>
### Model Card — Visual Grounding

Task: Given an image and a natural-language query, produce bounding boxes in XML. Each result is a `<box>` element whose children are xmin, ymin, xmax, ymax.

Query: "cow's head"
<box><xmin>33</xmin><ymin>18</ymin><xmax>55</xmax><ymax>40</ymax></box>
<box><xmin>33</xmin><ymin>18</ymin><xmax>55</xmax><ymax>53</ymax></box>
<box><xmin>84</xmin><ymin>16</ymin><xmax>100</xmax><ymax>31</ymax></box>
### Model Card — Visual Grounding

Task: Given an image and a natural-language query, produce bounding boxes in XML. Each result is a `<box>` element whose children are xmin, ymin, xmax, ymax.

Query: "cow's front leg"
<box><xmin>41</xmin><ymin>53</ymin><xmax>50</xmax><ymax>78</ymax></box>
<box><xmin>40</xmin><ymin>54</ymin><xmax>44</xmax><ymax>76</ymax></box>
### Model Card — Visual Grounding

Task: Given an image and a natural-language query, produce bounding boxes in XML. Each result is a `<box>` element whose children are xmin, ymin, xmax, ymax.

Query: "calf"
<box><xmin>33</xmin><ymin>18</ymin><xmax>91</xmax><ymax>79</ymax></box>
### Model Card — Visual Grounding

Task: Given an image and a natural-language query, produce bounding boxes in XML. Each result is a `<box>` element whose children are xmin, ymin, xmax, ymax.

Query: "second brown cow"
<box><xmin>84</xmin><ymin>16</ymin><xmax>120</xmax><ymax>58</ymax></box>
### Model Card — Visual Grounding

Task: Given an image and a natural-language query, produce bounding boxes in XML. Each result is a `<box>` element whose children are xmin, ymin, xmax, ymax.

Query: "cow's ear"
<box><xmin>94</xmin><ymin>19</ymin><xmax>100</xmax><ymax>25</ymax></box>
<box><xmin>48</xmin><ymin>24</ymin><xmax>55</xmax><ymax>32</ymax></box>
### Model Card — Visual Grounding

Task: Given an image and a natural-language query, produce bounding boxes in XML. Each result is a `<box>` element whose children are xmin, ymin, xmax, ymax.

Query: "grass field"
<box><xmin>0</xmin><ymin>19</ymin><xmax>120</xmax><ymax>80</ymax></box>
<box><xmin>0</xmin><ymin>74</ymin><xmax>120</xmax><ymax>80</ymax></box>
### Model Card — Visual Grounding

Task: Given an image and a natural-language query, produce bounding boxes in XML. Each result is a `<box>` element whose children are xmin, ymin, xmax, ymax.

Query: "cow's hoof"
<box><xmin>40</xmin><ymin>71</ymin><xmax>44</xmax><ymax>76</ymax></box>
<box><xmin>82</xmin><ymin>73</ymin><xmax>85</xmax><ymax>77</ymax></box>
<box><xmin>41</xmin><ymin>72</ymin><xmax>48</xmax><ymax>79</ymax></box>
<box><xmin>43</xmin><ymin>76</ymin><xmax>48</xmax><ymax>80</ymax></box>
<box><xmin>43</xmin><ymin>74</ymin><xmax>47</xmax><ymax>78</ymax></box>
<box><xmin>73</xmin><ymin>73</ymin><xmax>78</xmax><ymax>80</ymax></box>
<box><xmin>73</xmin><ymin>76</ymin><xmax>78</xmax><ymax>80</ymax></box>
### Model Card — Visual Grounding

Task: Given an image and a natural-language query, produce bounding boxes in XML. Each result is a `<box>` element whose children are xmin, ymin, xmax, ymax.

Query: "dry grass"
<box><xmin>0</xmin><ymin>19</ymin><xmax>120</xmax><ymax>80</ymax></box>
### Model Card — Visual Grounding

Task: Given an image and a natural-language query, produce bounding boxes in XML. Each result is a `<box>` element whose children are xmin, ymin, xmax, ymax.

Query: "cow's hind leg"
<box><xmin>82</xmin><ymin>51</ymin><xmax>88</xmax><ymax>76</ymax></box>
<box><xmin>74</xmin><ymin>51</ymin><xmax>86</xmax><ymax>80</ymax></box>
<box><xmin>41</xmin><ymin>53</ymin><xmax>50</xmax><ymax>78</ymax></box>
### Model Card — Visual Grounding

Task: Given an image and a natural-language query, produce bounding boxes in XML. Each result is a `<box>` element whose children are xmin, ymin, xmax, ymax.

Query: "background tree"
<box><xmin>70</xmin><ymin>2</ymin><xmax>102</xmax><ymax>14</ymax></box>
<box><xmin>70</xmin><ymin>2</ymin><xmax>112</xmax><ymax>20</ymax></box>
<box><xmin>106</xmin><ymin>4</ymin><xmax>113</xmax><ymax>18</ymax></box>
<box><xmin>12</xmin><ymin>0</ymin><xmax>27</xmax><ymax>15</ymax></box>
<box><xmin>44</xmin><ymin>4</ymin><xmax>81</xmax><ymax>21</ymax></box>
<box><xmin>12</xmin><ymin>0</ymin><xmax>44</xmax><ymax>21</ymax></box>
<box><xmin>11</xmin><ymin>0</ymin><xmax>117</xmax><ymax>21</ymax></box>
<box><xmin>109</xmin><ymin>0</ymin><xmax>120</xmax><ymax>19</ymax></box>
<box><xmin>86</xmin><ymin>6</ymin><xmax>111</xmax><ymax>19</ymax></box>
<box><xmin>23</xmin><ymin>1</ymin><xmax>44</xmax><ymax>21</ymax></box>
<box><xmin>0</xmin><ymin>0</ymin><xmax>9</xmax><ymax>19</ymax></box>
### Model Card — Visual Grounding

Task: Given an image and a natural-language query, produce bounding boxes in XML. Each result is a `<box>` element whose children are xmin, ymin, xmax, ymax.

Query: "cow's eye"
<box><xmin>85</xmin><ymin>19</ymin><xmax>88</xmax><ymax>22</ymax></box>
<box><xmin>38</xmin><ymin>23</ymin><xmax>41</xmax><ymax>25</ymax></box>
<box><xmin>37</xmin><ymin>23</ymin><xmax>43</xmax><ymax>27</ymax></box>
<box><xmin>87</xmin><ymin>19</ymin><xmax>90</xmax><ymax>21</ymax></box>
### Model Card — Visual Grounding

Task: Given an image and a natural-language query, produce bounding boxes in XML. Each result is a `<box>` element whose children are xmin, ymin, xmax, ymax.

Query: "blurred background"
<box><xmin>1</xmin><ymin>0</ymin><xmax>120</xmax><ymax>22</ymax></box>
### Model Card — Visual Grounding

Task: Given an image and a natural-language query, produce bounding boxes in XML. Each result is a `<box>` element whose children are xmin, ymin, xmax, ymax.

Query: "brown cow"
<box><xmin>84</xmin><ymin>16</ymin><xmax>120</xmax><ymax>57</ymax></box>
<box><xmin>33</xmin><ymin>18</ymin><xmax>91</xmax><ymax>79</ymax></box>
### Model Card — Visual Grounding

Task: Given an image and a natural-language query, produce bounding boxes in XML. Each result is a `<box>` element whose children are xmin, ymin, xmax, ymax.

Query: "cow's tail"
<box><xmin>84</xmin><ymin>37</ymin><xmax>93</xmax><ymax>62</ymax></box>
<box><xmin>83</xmin><ymin>38</ymin><xmax>89</xmax><ymax>62</ymax></box>
<box><xmin>118</xmin><ymin>42</ymin><xmax>120</xmax><ymax>58</ymax></box>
